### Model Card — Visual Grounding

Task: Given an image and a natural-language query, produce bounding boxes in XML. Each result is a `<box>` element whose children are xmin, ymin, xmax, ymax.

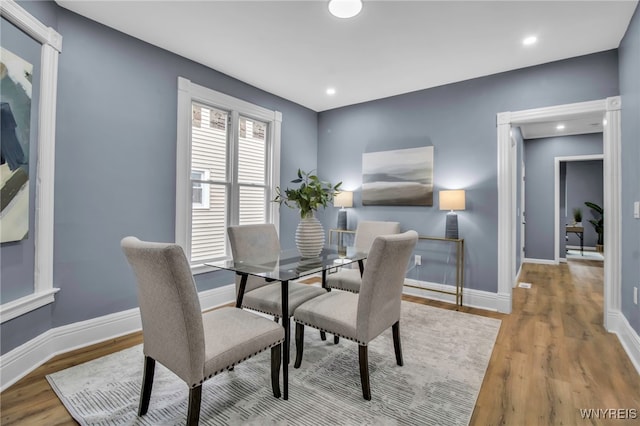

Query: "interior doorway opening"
<box><xmin>496</xmin><ymin>97</ymin><xmax>621</xmax><ymax>332</ymax></box>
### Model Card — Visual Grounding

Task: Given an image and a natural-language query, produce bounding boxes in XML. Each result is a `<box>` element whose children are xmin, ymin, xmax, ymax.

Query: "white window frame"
<box><xmin>176</xmin><ymin>77</ymin><xmax>281</xmax><ymax>272</ymax></box>
<box><xmin>0</xmin><ymin>1</ymin><xmax>62</xmax><ymax>323</ymax></box>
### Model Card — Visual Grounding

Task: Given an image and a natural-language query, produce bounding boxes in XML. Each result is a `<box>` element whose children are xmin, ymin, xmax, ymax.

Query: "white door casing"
<box><xmin>496</xmin><ymin>97</ymin><xmax>621</xmax><ymax>332</ymax></box>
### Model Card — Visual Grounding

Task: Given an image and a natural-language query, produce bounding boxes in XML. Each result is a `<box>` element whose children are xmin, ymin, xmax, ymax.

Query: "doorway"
<box><xmin>496</xmin><ymin>97</ymin><xmax>621</xmax><ymax>331</ymax></box>
<box><xmin>554</xmin><ymin>155</ymin><xmax>604</xmax><ymax>263</ymax></box>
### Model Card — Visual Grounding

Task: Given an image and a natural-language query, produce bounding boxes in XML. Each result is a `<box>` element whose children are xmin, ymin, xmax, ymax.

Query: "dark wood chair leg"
<box><xmin>186</xmin><ymin>385</ymin><xmax>202</xmax><ymax>426</ymax></box>
<box><xmin>294</xmin><ymin>322</ymin><xmax>305</xmax><ymax>368</ymax></box>
<box><xmin>392</xmin><ymin>321</ymin><xmax>403</xmax><ymax>366</ymax></box>
<box><xmin>138</xmin><ymin>356</ymin><xmax>155</xmax><ymax>416</ymax></box>
<box><xmin>358</xmin><ymin>345</ymin><xmax>371</xmax><ymax>400</ymax></box>
<box><xmin>320</xmin><ymin>331</ymin><xmax>327</xmax><ymax>340</ymax></box>
<box><xmin>334</xmin><ymin>335</ymin><xmax>340</xmax><ymax>344</ymax></box>
<box><xmin>271</xmin><ymin>343</ymin><xmax>282</xmax><ymax>398</ymax></box>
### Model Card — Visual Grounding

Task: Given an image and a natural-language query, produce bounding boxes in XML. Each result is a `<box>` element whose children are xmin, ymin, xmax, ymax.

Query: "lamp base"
<box><xmin>445</xmin><ymin>213</ymin><xmax>458</xmax><ymax>239</ymax></box>
<box><xmin>337</xmin><ymin>209</ymin><xmax>347</xmax><ymax>230</ymax></box>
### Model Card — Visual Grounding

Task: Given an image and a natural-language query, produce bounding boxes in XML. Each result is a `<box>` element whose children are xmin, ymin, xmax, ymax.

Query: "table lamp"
<box><xmin>334</xmin><ymin>191</ymin><xmax>353</xmax><ymax>230</ymax></box>
<box><xmin>439</xmin><ymin>190</ymin><xmax>465</xmax><ymax>239</ymax></box>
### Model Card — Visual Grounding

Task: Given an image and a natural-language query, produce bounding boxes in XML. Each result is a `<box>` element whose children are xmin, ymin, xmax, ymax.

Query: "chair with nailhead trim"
<box><xmin>293</xmin><ymin>231</ymin><xmax>418</xmax><ymax>400</ymax></box>
<box><xmin>121</xmin><ymin>236</ymin><xmax>285</xmax><ymax>425</ymax></box>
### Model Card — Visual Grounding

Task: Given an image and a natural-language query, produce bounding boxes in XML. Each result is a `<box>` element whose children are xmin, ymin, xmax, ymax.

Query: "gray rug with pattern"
<box><xmin>47</xmin><ymin>302</ymin><xmax>501</xmax><ymax>425</ymax></box>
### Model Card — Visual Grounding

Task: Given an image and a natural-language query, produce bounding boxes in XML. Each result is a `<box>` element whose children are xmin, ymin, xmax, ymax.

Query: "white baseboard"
<box><xmin>0</xmin><ymin>284</ymin><xmax>236</xmax><ymax>392</ymax></box>
<box><xmin>524</xmin><ymin>257</ymin><xmax>558</xmax><ymax>265</ymax></box>
<box><xmin>402</xmin><ymin>279</ymin><xmax>499</xmax><ymax>312</ymax></box>
<box><xmin>607</xmin><ymin>309</ymin><xmax>640</xmax><ymax>376</ymax></box>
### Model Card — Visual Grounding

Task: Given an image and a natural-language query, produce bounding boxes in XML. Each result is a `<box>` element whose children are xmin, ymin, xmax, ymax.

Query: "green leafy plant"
<box><xmin>584</xmin><ymin>201</ymin><xmax>603</xmax><ymax>245</ymax></box>
<box><xmin>572</xmin><ymin>207</ymin><xmax>582</xmax><ymax>223</ymax></box>
<box><xmin>273</xmin><ymin>169</ymin><xmax>342</xmax><ymax>219</ymax></box>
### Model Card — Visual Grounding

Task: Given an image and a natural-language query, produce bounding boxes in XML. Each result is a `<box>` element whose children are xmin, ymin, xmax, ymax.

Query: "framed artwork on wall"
<box><xmin>362</xmin><ymin>146</ymin><xmax>434</xmax><ymax>206</ymax></box>
<box><xmin>1</xmin><ymin>47</ymin><xmax>33</xmax><ymax>243</ymax></box>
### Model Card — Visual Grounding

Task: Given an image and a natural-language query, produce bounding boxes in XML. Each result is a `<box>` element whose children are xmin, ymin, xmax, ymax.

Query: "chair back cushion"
<box><xmin>121</xmin><ymin>237</ymin><xmax>205</xmax><ymax>385</ymax></box>
<box><xmin>354</xmin><ymin>221</ymin><xmax>401</xmax><ymax>251</ymax></box>
<box><xmin>228</xmin><ymin>224</ymin><xmax>281</xmax><ymax>293</ymax></box>
<box><xmin>356</xmin><ymin>230</ymin><xmax>418</xmax><ymax>343</ymax></box>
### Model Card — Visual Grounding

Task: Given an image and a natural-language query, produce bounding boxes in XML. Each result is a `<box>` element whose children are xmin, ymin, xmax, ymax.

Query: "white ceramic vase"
<box><xmin>295</xmin><ymin>213</ymin><xmax>325</xmax><ymax>258</ymax></box>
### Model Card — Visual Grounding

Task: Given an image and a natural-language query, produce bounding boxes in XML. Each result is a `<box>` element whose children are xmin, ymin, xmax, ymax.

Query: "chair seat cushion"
<box><xmin>325</xmin><ymin>268</ymin><xmax>361</xmax><ymax>293</ymax></box>
<box><xmin>243</xmin><ymin>282</ymin><xmax>327</xmax><ymax>317</ymax></box>
<box><xmin>202</xmin><ymin>307</ymin><xmax>284</xmax><ymax>379</ymax></box>
<box><xmin>294</xmin><ymin>291</ymin><xmax>359</xmax><ymax>341</ymax></box>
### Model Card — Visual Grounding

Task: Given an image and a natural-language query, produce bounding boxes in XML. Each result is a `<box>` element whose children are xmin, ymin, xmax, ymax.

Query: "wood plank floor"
<box><xmin>1</xmin><ymin>259</ymin><xmax>638</xmax><ymax>425</ymax></box>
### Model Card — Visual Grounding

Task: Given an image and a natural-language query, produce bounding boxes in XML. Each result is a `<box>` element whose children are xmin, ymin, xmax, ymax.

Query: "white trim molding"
<box><xmin>0</xmin><ymin>0</ymin><xmax>62</xmax><ymax>323</ymax></box>
<box><xmin>403</xmin><ymin>279</ymin><xmax>500</xmax><ymax>312</ymax></box>
<box><xmin>0</xmin><ymin>285</ymin><xmax>236</xmax><ymax>392</ymax></box>
<box><xmin>523</xmin><ymin>258</ymin><xmax>558</xmax><ymax>265</ymax></box>
<box><xmin>496</xmin><ymin>97</ymin><xmax>621</xmax><ymax>327</ymax></box>
<box><xmin>608</xmin><ymin>310</ymin><xmax>640</xmax><ymax>376</ymax></box>
<box><xmin>0</xmin><ymin>288</ymin><xmax>59</xmax><ymax>323</ymax></box>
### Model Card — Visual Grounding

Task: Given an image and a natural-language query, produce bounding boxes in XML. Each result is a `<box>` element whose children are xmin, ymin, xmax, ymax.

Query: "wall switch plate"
<box><xmin>414</xmin><ymin>255</ymin><xmax>421</xmax><ymax>265</ymax></box>
<box><xmin>634</xmin><ymin>201</ymin><xmax>640</xmax><ymax>219</ymax></box>
<box><xmin>634</xmin><ymin>287</ymin><xmax>638</xmax><ymax>305</ymax></box>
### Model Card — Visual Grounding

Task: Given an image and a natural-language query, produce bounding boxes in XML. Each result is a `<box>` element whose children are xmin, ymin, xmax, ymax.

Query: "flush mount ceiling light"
<box><xmin>326</xmin><ymin>87</ymin><xmax>336</xmax><ymax>95</ymax></box>
<box><xmin>328</xmin><ymin>0</ymin><xmax>363</xmax><ymax>19</ymax></box>
<box><xmin>522</xmin><ymin>35</ymin><xmax>537</xmax><ymax>46</ymax></box>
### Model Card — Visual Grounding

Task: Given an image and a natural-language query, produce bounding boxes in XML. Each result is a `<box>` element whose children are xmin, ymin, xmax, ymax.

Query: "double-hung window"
<box><xmin>176</xmin><ymin>77</ymin><xmax>281</xmax><ymax>269</ymax></box>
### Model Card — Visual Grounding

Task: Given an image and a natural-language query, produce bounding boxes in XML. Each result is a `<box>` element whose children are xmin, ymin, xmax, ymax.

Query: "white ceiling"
<box><xmin>519</xmin><ymin>112</ymin><xmax>605</xmax><ymax>139</ymax></box>
<box><xmin>55</xmin><ymin>0</ymin><xmax>637</xmax><ymax>113</ymax></box>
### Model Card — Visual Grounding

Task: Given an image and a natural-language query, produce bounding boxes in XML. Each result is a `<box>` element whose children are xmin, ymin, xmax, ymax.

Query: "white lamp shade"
<box><xmin>439</xmin><ymin>190</ymin><xmax>466</xmax><ymax>211</ymax></box>
<box><xmin>334</xmin><ymin>191</ymin><xmax>353</xmax><ymax>208</ymax></box>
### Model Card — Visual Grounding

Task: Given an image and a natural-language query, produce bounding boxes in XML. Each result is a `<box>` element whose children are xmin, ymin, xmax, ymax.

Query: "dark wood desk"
<box><xmin>566</xmin><ymin>226</ymin><xmax>584</xmax><ymax>255</ymax></box>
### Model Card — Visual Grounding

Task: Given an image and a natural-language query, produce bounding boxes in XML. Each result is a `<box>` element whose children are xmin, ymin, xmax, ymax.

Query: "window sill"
<box><xmin>191</xmin><ymin>263</ymin><xmax>222</xmax><ymax>276</ymax></box>
<box><xmin>0</xmin><ymin>288</ymin><xmax>60</xmax><ymax>324</ymax></box>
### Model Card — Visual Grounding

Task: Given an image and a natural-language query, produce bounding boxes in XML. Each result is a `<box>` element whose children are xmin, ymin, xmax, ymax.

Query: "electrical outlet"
<box><xmin>634</xmin><ymin>201</ymin><xmax>640</xmax><ymax>219</ymax></box>
<box><xmin>414</xmin><ymin>255</ymin><xmax>421</xmax><ymax>266</ymax></box>
<box><xmin>634</xmin><ymin>287</ymin><xmax>638</xmax><ymax>305</ymax></box>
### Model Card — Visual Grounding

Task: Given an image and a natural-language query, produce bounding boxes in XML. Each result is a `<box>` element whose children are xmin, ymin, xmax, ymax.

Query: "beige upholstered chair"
<box><xmin>325</xmin><ymin>220</ymin><xmax>401</xmax><ymax>293</ymax></box>
<box><xmin>121</xmin><ymin>237</ymin><xmax>285</xmax><ymax>425</ymax></box>
<box><xmin>227</xmin><ymin>224</ymin><xmax>327</xmax><ymax>319</ymax></box>
<box><xmin>293</xmin><ymin>230</ymin><xmax>418</xmax><ymax>400</ymax></box>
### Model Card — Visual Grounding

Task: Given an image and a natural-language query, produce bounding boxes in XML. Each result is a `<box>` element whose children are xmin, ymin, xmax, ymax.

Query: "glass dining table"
<box><xmin>206</xmin><ymin>246</ymin><xmax>367</xmax><ymax>400</ymax></box>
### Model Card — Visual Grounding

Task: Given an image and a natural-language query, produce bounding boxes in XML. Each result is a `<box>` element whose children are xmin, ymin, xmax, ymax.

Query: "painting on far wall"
<box><xmin>0</xmin><ymin>47</ymin><xmax>32</xmax><ymax>243</ymax></box>
<box><xmin>362</xmin><ymin>146</ymin><xmax>434</xmax><ymax>206</ymax></box>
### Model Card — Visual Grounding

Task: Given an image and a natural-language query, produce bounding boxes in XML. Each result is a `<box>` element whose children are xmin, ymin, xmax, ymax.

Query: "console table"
<box><xmin>328</xmin><ymin>229</ymin><xmax>464</xmax><ymax>307</ymax></box>
<box><xmin>566</xmin><ymin>225</ymin><xmax>584</xmax><ymax>255</ymax></box>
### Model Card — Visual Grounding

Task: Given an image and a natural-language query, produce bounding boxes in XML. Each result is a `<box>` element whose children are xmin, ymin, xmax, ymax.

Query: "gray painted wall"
<box><xmin>0</xmin><ymin>17</ymin><xmax>42</xmax><ymax>304</ymax></box>
<box><xmin>4</xmin><ymin>0</ymin><xmax>638</xmax><ymax>354</ymax></box>
<box><xmin>564</xmin><ymin>160</ymin><xmax>603</xmax><ymax>250</ymax></box>
<box><xmin>524</xmin><ymin>134</ymin><xmax>603</xmax><ymax>261</ymax></box>
<box><xmin>1</xmin><ymin>1</ymin><xmax>318</xmax><ymax>354</ymax></box>
<box><xmin>619</xmin><ymin>3</ymin><xmax>640</xmax><ymax>334</ymax></box>
<box><xmin>317</xmin><ymin>51</ymin><xmax>618</xmax><ymax>293</ymax></box>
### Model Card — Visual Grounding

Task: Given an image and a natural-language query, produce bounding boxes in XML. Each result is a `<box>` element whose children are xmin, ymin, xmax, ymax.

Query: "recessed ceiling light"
<box><xmin>556</xmin><ymin>124</ymin><xmax>565</xmax><ymax>130</ymax></box>
<box><xmin>603</xmin><ymin>118</ymin><xmax>608</xmax><ymax>126</ymax></box>
<box><xmin>326</xmin><ymin>87</ymin><xmax>336</xmax><ymax>96</ymax></box>
<box><xmin>328</xmin><ymin>0</ymin><xmax>363</xmax><ymax>19</ymax></box>
<box><xmin>523</xmin><ymin>36</ymin><xmax>537</xmax><ymax>46</ymax></box>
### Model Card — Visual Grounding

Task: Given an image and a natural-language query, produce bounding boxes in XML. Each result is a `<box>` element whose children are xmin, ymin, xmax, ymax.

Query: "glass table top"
<box><xmin>206</xmin><ymin>246</ymin><xmax>367</xmax><ymax>282</ymax></box>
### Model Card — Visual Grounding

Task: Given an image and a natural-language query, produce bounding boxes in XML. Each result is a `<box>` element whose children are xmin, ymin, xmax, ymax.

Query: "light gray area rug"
<box><xmin>47</xmin><ymin>302</ymin><xmax>501</xmax><ymax>425</ymax></box>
